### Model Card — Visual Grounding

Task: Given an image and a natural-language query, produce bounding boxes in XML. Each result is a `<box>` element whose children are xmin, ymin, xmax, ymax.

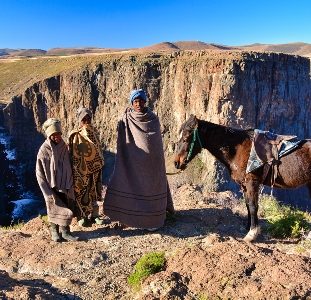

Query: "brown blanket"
<box><xmin>68</xmin><ymin>124</ymin><xmax>104</xmax><ymax>219</ymax></box>
<box><xmin>104</xmin><ymin>108</ymin><xmax>174</xmax><ymax>229</ymax></box>
<box><xmin>36</xmin><ymin>139</ymin><xmax>74</xmax><ymax>226</ymax></box>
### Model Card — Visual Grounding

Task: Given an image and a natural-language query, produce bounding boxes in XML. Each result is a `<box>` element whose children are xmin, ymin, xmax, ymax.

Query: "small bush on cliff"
<box><xmin>128</xmin><ymin>251</ymin><xmax>165</xmax><ymax>290</ymax></box>
<box><xmin>260</xmin><ymin>194</ymin><xmax>311</xmax><ymax>238</ymax></box>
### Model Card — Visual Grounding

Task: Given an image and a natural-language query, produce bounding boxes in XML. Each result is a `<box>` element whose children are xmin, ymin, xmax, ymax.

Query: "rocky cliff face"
<box><xmin>2</xmin><ymin>50</ymin><xmax>311</xmax><ymax>204</ymax></box>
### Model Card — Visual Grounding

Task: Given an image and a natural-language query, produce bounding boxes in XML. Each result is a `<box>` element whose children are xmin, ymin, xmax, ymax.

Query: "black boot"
<box><xmin>59</xmin><ymin>226</ymin><xmax>79</xmax><ymax>241</ymax></box>
<box><xmin>49</xmin><ymin>222</ymin><xmax>61</xmax><ymax>242</ymax></box>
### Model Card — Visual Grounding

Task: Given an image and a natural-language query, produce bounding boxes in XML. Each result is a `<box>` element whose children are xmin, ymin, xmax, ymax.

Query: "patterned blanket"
<box><xmin>69</xmin><ymin>125</ymin><xmax>104</xmax><ymax>219</ymax></box>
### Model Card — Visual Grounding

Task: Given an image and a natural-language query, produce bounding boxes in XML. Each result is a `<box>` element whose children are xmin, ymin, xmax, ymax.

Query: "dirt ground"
<box><xmin>0</xmin><ymin>182</ymin><xmax>311</xmax><ymax>299</ymax></box>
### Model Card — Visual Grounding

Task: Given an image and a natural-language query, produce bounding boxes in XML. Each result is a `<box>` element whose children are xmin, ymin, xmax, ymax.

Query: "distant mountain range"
<box><xmin>0</xmin><ymin>48</ymin><xmax>47</xmax><ymax>57</ymax></box>
<box><xmin>1</xmin><ymin>41</ymin><xmax>311</xmax><ymax>58</ymax></box>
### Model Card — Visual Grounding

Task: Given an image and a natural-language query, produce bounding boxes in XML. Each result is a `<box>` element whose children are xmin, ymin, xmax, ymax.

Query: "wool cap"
<box><xmin>42</xmin><ymin>118</ymin><xmax>62</xmax><ymax>137</ymax></box>
<box><xmin>77</xmin><ymin>107</ymin><xmax>92</xmax><ymax>123</ymax></box>
<box><xmin>129</xmin><ymin>89</ymin><xmax>147</xmax><ymax>103</ymax></box>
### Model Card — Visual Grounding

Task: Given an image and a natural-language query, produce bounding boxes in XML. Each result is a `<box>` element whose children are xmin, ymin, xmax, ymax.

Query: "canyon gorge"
<box><xmin>1</xmin><ymin>50</ymin><xmax>311</xmax><ymax>211</ymax></box>
<box><xmin>1</xmin><ymin>49</ymin><xmax>311</xmax><ymax>299</ymax></box>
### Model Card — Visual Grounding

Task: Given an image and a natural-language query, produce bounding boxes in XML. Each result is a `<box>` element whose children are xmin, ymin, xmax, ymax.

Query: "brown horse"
<box><xmin>174</xmin><ymin>115</ymin><xmax>311</xmax><ymax>241</ymax></box>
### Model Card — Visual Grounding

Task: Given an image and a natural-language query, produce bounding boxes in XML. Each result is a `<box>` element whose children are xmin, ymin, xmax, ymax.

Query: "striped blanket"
<box><xmin>36</xmin><ymin>139</ymin><xmax>74</xmax><ymax>226</ymax></box>
<box><xmin>104</xmin><ymin>108</ymin><xmax>174</xmax><ymax>229</ymax></box>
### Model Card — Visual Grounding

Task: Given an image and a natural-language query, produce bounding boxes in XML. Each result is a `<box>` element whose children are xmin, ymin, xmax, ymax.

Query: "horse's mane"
<box><xmin>198</xmin><ymin>119</ymin><xmax>254</xmax><ymax>140</ymax></box>
<box><xmin>179</xmin><ymin>116</ymin><xmax>254</xmax><ymax>145</ymax></box>
<box><xmin>245</xmin><ymin>128</ymin><xmax>255</xmax><ymax>140</ymax></box>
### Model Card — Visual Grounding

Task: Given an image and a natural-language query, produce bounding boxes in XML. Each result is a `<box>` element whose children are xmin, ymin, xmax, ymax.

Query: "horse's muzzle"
<box><xmin>174</xmin><ymin>161</ymin><xmax>180</xmax><ymax>169</ymax></box>
<box><xmin>174</xmin><ymin>160</ymin><xmax>187</xmax><ymax>170</ymax></box>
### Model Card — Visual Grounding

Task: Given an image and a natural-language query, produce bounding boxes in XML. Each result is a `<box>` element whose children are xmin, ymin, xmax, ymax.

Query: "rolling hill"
<box><xmin>2</xmin><ymin>41</ymin><xmax>311</xmax><ymax>59</ymax></box>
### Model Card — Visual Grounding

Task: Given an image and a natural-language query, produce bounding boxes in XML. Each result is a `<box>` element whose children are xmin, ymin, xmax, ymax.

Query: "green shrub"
<box><xmin>39</xmin><ymin>214</ymin><xmax>49</xmax><ymax>224</ymax></box>
<box><xmin>295</xmin><ymin>239</ymin><xmax>311</xmax><ymax>253</ymax></box>
<box><xmin>128</xmin><ymin>251</ymin><xmax>165</xmax><ymax>290</ymax></box>
<box><xmin>259</xmin><ymin>194</ymin><xmax>282</xmax><ymax>218</ymax></box>
<box><xmin>197</xmin><ymin>294</ymin><xmax>209</xmax><ymax>300</ymax></box>
<box><xmin>260</xmin><ymin>194</ymin><xmax>311</xmax><ymax>238</ymax></box>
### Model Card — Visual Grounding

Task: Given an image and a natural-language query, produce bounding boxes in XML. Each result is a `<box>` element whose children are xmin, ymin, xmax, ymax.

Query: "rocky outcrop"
<box><xmin>2</xmin><ymin>50</ymin><xmax>311</xmax><ymax>204</ymax></box>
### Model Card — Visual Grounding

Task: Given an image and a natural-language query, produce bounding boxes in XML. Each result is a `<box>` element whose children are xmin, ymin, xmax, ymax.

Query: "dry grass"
<box><xmin>0</xmin><ymin>53</ymin><xmax>128</xmax><ymax>104</ymax></box>
<box><xmin>240</xmin><ymin>42</ymin><xmax>311</xmax><ymax>57</ymax></box>
<box><xmin>0</xmin><ymin>56</ymin><xmax>91</xmax><ymax>103</ymax></box>
<box><xmin>0</xmin><ymin>221</ymin><xmax>24</xmax><ymax>231</ymax></box>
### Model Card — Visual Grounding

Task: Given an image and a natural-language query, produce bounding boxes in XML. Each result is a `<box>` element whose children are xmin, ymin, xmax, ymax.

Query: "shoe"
<box><xmin>78</xmin><ymin>218</ymin><xmax>86</xmax><ymax>227</ymax></box>
<box><xmin>93</xmin><ymin>217</ymin><xmax>104</xmax><ymax>225</ymax></box>
<box><xmin>49</xmin><ymin>222</ymin><xmax>61</xmax><ymax>242</ymax></box>
<box><xmin>112</xmin><ymin>222</ymin><xmax>127</xmax><ymax>229</ymax></box>
<box><xmin>60</xmin><ymin>226</ymin><xmax>79</xmax><ymax>241</ymax></box>
<box><xmin>146</xmin><ymin>227</ymin><xmax>159</xmax><ymax>232</ymax></box>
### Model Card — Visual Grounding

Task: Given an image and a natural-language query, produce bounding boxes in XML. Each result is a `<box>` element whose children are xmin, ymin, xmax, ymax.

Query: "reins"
<box><xmin>166</xmin><ymin>171</ymin><xmax>181</xmax><ymax>175</ymax></box>
<box><xmin>186</xmin><ymin>128</ymin><xmax>203</xmax><ymax>161</ymax></box>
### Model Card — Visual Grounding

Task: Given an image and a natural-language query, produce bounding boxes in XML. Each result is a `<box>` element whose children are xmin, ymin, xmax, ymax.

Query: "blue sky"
<box><xmin>1</xmin><ymin>0</ymin><xmax>311</xmax><ymax>49</ymax></box>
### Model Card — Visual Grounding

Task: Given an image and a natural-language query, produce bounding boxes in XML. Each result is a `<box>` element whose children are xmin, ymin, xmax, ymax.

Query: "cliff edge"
<box><xmin>1</xmin><ymin>185</ymin><xmax>311</xmax><ymax>299</ymax></box>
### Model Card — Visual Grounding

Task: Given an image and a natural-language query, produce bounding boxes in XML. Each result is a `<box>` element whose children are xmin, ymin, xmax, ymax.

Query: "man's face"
<box><xmin>132</xmin><ymin>98</ymin><xmax>146</xmax><ymax>113</ymax></box>
<box><xmin>50</xmin><ymin>132</ymin><xmax>63</xmax><ymax>144</ymax></box>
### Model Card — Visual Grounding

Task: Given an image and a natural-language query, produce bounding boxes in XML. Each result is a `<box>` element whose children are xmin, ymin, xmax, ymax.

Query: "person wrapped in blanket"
<box><xmin>36</xmin><ymin>118</ymin><xmax>78</xmax><ymax>242</ymax></box>
<box><xmin>104</xmin><ymin>89</ymin><xmax>175</xmax><ymax>231</ymax></box>
<box><xmin>68</xmin><ymin>107</ymin><xmax>104</xmax><ymax>227</ymax></box>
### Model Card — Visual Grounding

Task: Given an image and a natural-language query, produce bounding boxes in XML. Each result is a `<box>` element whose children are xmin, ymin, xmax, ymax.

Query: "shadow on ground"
<box><xmin>73</xmin><ymin>207</ymin><xmax>254</xmax><ymax>241</ymax></box>
<box><xmin>0</xmin><ymin>270</ymin><xmax>81</xmax><ymax>299</ymax></box>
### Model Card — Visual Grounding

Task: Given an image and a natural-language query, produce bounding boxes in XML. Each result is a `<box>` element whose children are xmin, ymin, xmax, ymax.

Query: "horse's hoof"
<box><xmin>243</xmin><ymin>234</ymin><xmax>255</xmax><ymax>242</ymax></box>
<box><xmin>243</xmin><ymin>227</ymin><xmax>261</xmax><ymax>242</ymax></box>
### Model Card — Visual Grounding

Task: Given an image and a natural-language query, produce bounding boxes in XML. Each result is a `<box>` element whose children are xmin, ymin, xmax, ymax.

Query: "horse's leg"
<box><xmin>241</xmin><ymin>185</ymin><xmax>251</xmax><ymax>229</ymax></box>
<box><xmin>243</xmin><ymin>176</ymin><xmax>261</xmax><ymax>242</ymax></box>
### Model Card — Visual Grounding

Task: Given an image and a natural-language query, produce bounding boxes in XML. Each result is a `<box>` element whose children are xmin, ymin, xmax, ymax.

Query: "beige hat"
<box><xmin>77</xmin><ymin>107</ymin><xmax>92</xmax><ymax>123</ymax></box>
<box><xmin>42</xmin><ymin>118</ymin><xmax>62</xmax><ymax>137</ymax></box>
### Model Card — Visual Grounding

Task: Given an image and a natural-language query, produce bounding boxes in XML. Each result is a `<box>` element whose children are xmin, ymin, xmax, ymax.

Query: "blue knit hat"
<box><xmin>129</xmin><ymin>89</ymin><xmax>147</xmax><ymax>103</ymax></box>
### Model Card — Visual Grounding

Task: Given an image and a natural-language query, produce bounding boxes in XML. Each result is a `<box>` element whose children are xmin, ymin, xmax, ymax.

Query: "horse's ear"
<box><xmin>191</xmin><ymin>114</ymin><xmax>198</xmax><ymax>126</ymax></box>
<box><xmin>189</xmin><ymin>114</ymin><xmax>198</xmax><ymax>123</ymax></box>
<box><xmin>188</xmin><ymin>114</ymin><xmax>198</xmax><ymax>128</ymax></box>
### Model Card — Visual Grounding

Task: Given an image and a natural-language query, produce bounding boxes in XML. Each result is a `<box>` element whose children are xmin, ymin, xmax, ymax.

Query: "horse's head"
<box><xmin>174</xmin><ymin>114</ymin><xmax>203</xmax><ymax>169</ymax></box>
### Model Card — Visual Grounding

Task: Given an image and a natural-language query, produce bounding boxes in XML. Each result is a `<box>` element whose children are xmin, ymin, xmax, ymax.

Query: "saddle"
<box><xmin>246</xmin><ymin>129</ymin><xmax>301</xmax><ymax>185</ymax></box>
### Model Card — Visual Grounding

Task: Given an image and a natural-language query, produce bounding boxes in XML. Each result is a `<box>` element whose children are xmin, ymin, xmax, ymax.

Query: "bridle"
<box><xmin>185</xmin><ymin>127</ymin><xmax>203</xmax><ymax>163</ymax></box>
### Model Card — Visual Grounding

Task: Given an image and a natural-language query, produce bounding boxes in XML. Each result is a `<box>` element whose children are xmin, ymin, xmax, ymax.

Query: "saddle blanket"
<box><xmin>246</xmin><ymin>129</ymin><xmax>303</xmax><ymax>173</ymax></box>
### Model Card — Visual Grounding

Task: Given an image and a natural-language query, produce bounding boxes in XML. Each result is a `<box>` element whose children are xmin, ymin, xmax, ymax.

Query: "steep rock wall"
<box><xmin>3</xmin><ymin>51</ymin><xmax>311</xmax><ymax>204</ymax></box>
